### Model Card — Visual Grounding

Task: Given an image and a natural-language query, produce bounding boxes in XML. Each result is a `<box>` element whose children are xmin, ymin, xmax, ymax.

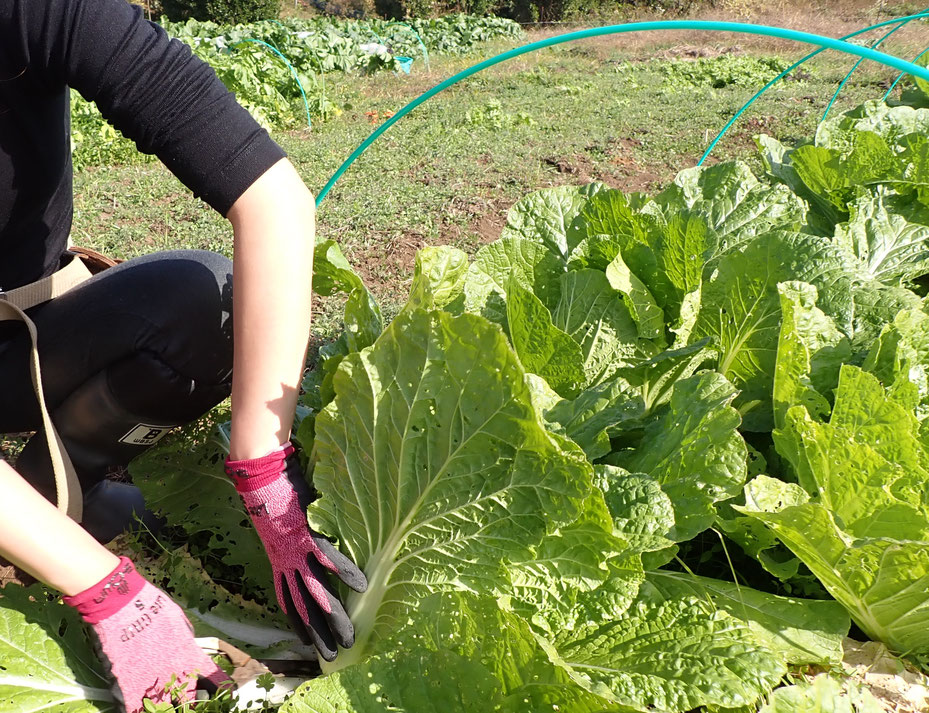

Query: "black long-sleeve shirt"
<box><xmin>0</xmin><ymin>0</ymin><xmax>286</xmax><ymax>291</ymax></box>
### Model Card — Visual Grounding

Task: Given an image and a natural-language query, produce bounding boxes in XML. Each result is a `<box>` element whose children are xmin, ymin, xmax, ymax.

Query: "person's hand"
<box><xmin>225</xmin><ymin>442</ymin><xmax>367</xmax><ymax>661</ymax></box>
<box><xmin>63</xmin><ymin>557</ymin><xmax>230</xmax><ymax>712</ymax></box>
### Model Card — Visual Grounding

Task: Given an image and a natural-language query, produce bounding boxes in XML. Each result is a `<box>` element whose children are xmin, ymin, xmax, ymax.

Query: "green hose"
<box><xmin>698</xmin><ymin>12</ymin><xmax>929</xmax><ymax>166</ymax></box>
<box><xmin>822</xmin><ymin>8</ymin><xmax>929</xmax><ymax>122</ymax></box>
<box><xmin>386</xmin><ymin>21</ymin><xmax>431</xmax><ymax>71</ymax></box>
<box><xmin>316</xmin><ymin>20</ymin><xmax>929</xmax><ymax>206</ymax></box>
<box><xmin>883</xmin><ymin>45</ymin><xmax>929</xmax><ymax>101</ymax></box>
<box><xmin>235</xmin><ymin>38</ymin><xmax>314</xmax><ymax>129</ymax></box>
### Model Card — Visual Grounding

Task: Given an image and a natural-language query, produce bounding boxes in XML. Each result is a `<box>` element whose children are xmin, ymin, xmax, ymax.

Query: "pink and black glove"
<box><xmin>225</xmin><ymin>442</ymin><xmax>367</xmax><ymax>661</ymax></box>
<box><xmin>64</xmin><ymin>557</ymin><xmax>230</xmax><ymax>713</ymax></box>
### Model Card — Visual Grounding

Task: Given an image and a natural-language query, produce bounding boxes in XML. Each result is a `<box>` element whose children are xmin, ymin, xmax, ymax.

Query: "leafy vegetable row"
<box><xmin>71</xmin><ymin>13</ymin><xmax>524</xmax><ymax>169</ymax></box>
<box><xmin>6</xmin><ymin>98</ymin><xmax>929</xmax><ymax>711</ymax></box>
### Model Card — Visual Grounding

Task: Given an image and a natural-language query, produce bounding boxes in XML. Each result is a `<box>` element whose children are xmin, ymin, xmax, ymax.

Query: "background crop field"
<box><xmin>72</xmin><ymin>2</ymin><xmax>929</xmax><ymax>342</ymax></box>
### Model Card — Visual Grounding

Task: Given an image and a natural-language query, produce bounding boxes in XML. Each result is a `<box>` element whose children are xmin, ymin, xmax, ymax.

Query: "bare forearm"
<box><xmin>226</xmin><ymin>158</ymin><xmax>315</xmax><ymax>460</ymax></box>
<box><xmin>0</xmin><ymin>460</ymin><xmax>119</xmax><ymax>596</ymax></box>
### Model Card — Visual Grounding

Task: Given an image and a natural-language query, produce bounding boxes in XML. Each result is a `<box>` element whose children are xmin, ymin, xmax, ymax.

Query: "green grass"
<box><xmin>72</xmin><ymin>31</ymin><xmax>919</xmax><ymax>331</ymax></box>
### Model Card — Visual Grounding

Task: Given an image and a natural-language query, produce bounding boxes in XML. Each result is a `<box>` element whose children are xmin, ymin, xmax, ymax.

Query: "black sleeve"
<box><xmin>4</xmin><ymin>0</ymin><xmax>286</xmax><ymax>215</ymax></box>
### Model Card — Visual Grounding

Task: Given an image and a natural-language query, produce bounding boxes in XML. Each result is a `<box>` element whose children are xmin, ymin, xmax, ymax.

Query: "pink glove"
<box><xmin>64</xmin><ymin>557</ymin><xmax>230</xmax><ymax>713</ymax></box>
<box><xmin>225</xmin><ymin>442</ymin><xmax>367</xmax><ymax>661</ymax></box>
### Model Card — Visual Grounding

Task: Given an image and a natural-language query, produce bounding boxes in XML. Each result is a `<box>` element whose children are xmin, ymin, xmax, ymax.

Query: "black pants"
<box><xmin>0</xmin><ymin>249</ymin><xmax>233</xmax><ymax>503</ymax></box>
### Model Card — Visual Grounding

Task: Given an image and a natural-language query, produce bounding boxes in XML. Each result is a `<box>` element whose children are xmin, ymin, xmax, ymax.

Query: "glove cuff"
<box><xmin>62</xmin><ymin>556</ymin><xmax>147</xmax><ymax>624</ymax></box>
<box><xmin>225</xmin><ymin>441</ymin><xmax>295</xmax><ymax>492</ymax></box>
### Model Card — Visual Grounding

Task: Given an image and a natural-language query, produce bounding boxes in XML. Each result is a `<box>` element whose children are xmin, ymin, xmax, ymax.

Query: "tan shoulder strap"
<box><xmin>0</xmin><ymin>255</ymin><xmax>95</xmax><ymax>521</ymax></box>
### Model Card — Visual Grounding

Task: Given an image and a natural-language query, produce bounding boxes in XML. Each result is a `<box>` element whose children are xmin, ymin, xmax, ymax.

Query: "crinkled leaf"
<box><xmin>775</xmin><ymin>368</ymin><xmax>929</xmax><ymax>534</ymax></box>
<box><xmin>533</xmin><ymin>593</ymin><xmax>785</xmax><ymax>712</ymax></box>
<box><xmin>612</xmin><ymin>339</ymin><xmax>713</xmax><ymax>423</ymax></box>
<box><xmin>0</xmin><ymin>585</ymin><xmax>115</xmax><ymax>712</ymax></box>
<box><xmin>614</xmin><ymin>372</ymin><xmax>748</xmax><ymax>542</ymax></box>
<box><xmin>500</xmin><ymin>183</ymin><xmax>604</xmax><ymax>259</ymax></box>
<box><xmin>595</xmin><ymin>466</ymin><xmax>676</xmax><ymax>556</ymax></box>
<box><xmin>463</xmin><ymin>236</ymin><xmax>567</xmax><ymax>320</ymax></box>
<box><xmin>773</xmin><ymin>281</ymin><xmax>850</xmax><ymax>431</ymax></box>
<box><xmin>552</xmin><ymin>269</ymin><xmax>648</xmax><ymax>385</ymax></box>
<box><xmin>309</xmin><ymin>310</ymin><xmax>599</xmax><ymax>668</ymax></box>
<box><xmin>405</xmin><ymin>246</ymin><xmax>470</xmax><ymax>313</ymax></box>
<box><xmin>544</xmin><ymin>375</ymin><xmax>645</xmax><ymax>460</ymax></box>
<box><xmin>655</xmin><ymin>161</ymin><xmax>806</xmax><ymax>256</ymax></box>
<box><xmin>505</xmin><ymin>526</ymin><xmax>641</xmax><ymax>636</ymax></box>
<box><xmin>864</xmin><ymin>308</ymin><xmax>929</xmax><ymax>418</ymax></box>
<box><xmin>377</xmin><ymin>592</ymin><xmax>550</xmax><ymax>695</ymax></box>
<box><xmin>506</xmin><ymin>276</ymin><xmax>586</xmax><ymax>396</ymax></box>
<box><xmin>851</xmin><ymin>279</ymin><xmax>923</xmax><ymax>350</ymax></box>
<box><xmin>691</xmin><ymin>231</ymin><xmax>855</xmax><ymax>431</ymax></box>
<box><xmin>791</xmin><ymin>132</ymin><xmax>901</xmax><ymax>221</ymax></box>
<box><xmin>739</xmin><ymin>461</ymin><xmax>929</xmax><ymax>656</ymax></box>
<box><xmin>645</xmin><ymin>571</ymin><xmax>849</xmax><ymax>666</ymax></box>
<box><xmin>835</xmin><ymin>188</ymin><xmax>929</xmax><ymax>285</ymax></box>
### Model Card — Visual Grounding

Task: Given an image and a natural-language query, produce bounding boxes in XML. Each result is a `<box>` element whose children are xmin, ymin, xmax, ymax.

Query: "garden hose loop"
<box><xmin>822</xmin><ymin>7</ymin><xmax>929</xmax><ymax>122</ymax></box>
<box><xmin>317</xmin><ymin>18</ymin><xmax>929</xmax><ymax>205</ymax></box>
<box><xmin>699</xmin><ymin>11</ymin><xmax>929</xmax><ymax>166</ymax></box>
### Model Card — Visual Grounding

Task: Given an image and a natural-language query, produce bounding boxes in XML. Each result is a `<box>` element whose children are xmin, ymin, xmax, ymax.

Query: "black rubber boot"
<box><xmin>81</xmin><ymin>480</ymin><xmax>166</xmax><ymax>543</ymax></box>
<box><xmin>18</xmin><ymin>366</ymin><xmax>175</xmax><ymax>479</ymax></box>
<box><xmin>16</xmin><ymin>348</ymin><xmax>230</xmax><ymax>541</ymax></box>
<box><xmin>15</xmin><ymin>367</ymin><xmax>178</xmax><ymax>542</ymax></box>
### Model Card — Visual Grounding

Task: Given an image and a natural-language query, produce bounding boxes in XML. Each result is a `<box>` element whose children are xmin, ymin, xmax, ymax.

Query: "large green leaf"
<box><xmin>405</xmin><ymin>246</ymin><xmax>469</xmax><ymax>313</ymax></box>
<box><xmin>281</xmin><ymin>650</ymin><xmax>504</xmax><ymax>713</ymax></box>
<box><xmin>533</xmin><ymin>593</ymin><xmax>785</xmax><ymax>712</ymax></box>
<box><xmin>595</xmin><ymin>467</ymin><xmax>676</xmax><ymax>556</ymax></box>
<box><xmin>614</xmin><ymin>372</ymin><xmax>748</xmax><ymax>542</ymax></box>
<box><xmin>864</xmin><ymin>308</ymin><xmax>929</xmax><ymax>419</ymax></box>
<box><xmin>773</xmin><ymin>281</ymin><xmax>850</xmax><ymax>432</ymax></box>
<box><xmin>612</xmin><ymin>339</ymin><xmax>714</xmax><ymax>424</ymax></box>
<box><xmin>775</xmin><ymin>368</ymin><xmax>929</xmax><ymax>534</ymax></box>
<box><xmin>741</xmin><ymin>370</ymin><xmax>929</xmax><ymax>660</ymax></box>
<box><xmin>500</xmin><ymin>183</ymin><xmax>604</xmax><ymax>259</ymax></box>
<box><xmin>655</xmin><ymin>161</ymin><xmax>806</xmax><ymax>256</ymax></box>
<box><xmin>835</xmin><ymin>188</ymin><xmax>929</xmax><ymax>285</ymax></box>
<box><xmin>850</xmin><ymin>279</ymin><xmax>923</xmax><ymax>349</ymax></box>
<box><xmin>644</xmin><ymin>571</ymin><xmax>849</xmax><ymax>666</ymax></box>
<box><xmin>506</xmin><ymin>276</ymin><xmax>586</xmax><ymax>396</ymax></box>
<box><xmin>309</xmin><ymin>309</ymin><xmax>600</xmax><ymax>669</ymax></box>
<box><xmin>544</xmin><ymin>375</ymin><xmax>645</xmax><ymax>459</ymax></box>
<box><xmin>605</xmin><ymin>249</ymin><xmax>665</xmax><ymax>342</ymax></box>
<box><xmin>464</xmin><ymin>236</ymin><xmax>566</xmax><ymax>320</ymax></box>
<box><xmin>691</xmin><ymin>231</ymin><xmax>855</xmax><ymax>430</ymax></box>
<box><xmin>818</xmin><ymin>100</ymin><xmax>929</xmax><ymax>149</ymax></box>
<box><xmin>378</xmin><ymin>592</ymin><xmax>554</xmax><ymax>695</ymax></box>
<box><xmin>0</xmin><ymin>585</ymin><xmax>115</xmax><ymax>712</ymax></box>
<box><xmin>552</xmin><ymin>269</ymin><xmax>647</xmax><ymax>384</ymax></box>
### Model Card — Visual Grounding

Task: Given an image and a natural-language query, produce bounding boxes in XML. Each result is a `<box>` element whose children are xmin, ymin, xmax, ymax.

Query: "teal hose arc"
<box><xmin>822</xmin><ymin>8</ymin><xmax>929</xmax><ymax>122</ymax></box>
<box><xmin>698</xmin><ymin>11</ymin><xmax>929</xmax><ymax>166</ymax></box>
<box><xmin>316</xmin><ymin>20</ymin><xmax>929</xmax><ymax>206</ymax></box>
<box><xmin>385</xmin><ymin>21</ymin><xmax>431</xmax><ymax>70</ymax></box>
<box><xmin>234</xmin><ymin>38</ymin><xmax>314</xmax><ymax>129</ymax></box>
<box><xmin>884</xmin><ymin>45</ymin><xmax>929</xmax><ymax>100</ymax></box>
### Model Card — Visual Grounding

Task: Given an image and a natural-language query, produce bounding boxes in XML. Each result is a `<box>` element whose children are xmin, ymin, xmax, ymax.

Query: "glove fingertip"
<box><xmin>341</xmin><ymin>568</ymin><xmax>368</xmax><ymax>593</ymax></box>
